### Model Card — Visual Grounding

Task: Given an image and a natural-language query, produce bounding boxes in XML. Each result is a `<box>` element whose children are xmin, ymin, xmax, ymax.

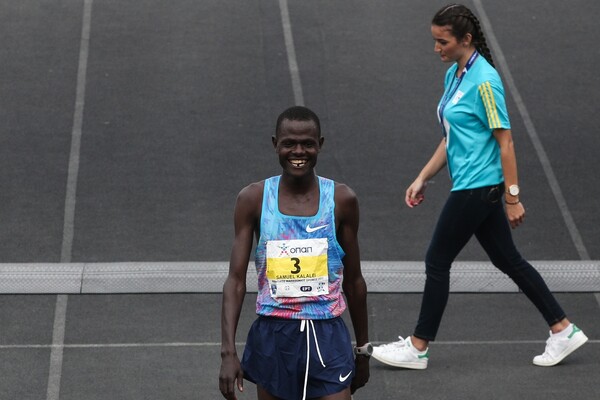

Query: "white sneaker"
<box><xmin>533</xmin><ymin>324</ymin><xmax>588</xmax><ymax>367</ymax></box>
<box><xmin>372</xmin><ymin>336</ymin><xmax>429</xmax><ymax>369</ymax></box>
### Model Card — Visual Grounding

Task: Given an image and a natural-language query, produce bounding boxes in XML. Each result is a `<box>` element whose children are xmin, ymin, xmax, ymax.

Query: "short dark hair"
<box><xmin>275</xmin><ymin>106</ymin><xmax>321</xmax><ymax>137</ymax></box>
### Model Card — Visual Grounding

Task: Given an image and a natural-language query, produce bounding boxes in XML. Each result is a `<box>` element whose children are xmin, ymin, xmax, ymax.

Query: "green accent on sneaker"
<box><xmin>568</xmin><ymin>324</ymin><xmax>581</xmax><ymax>339</ymax></box>
<box><xmin>418</xmin><ymin>350</ymin><xmax>429</xmax><ymax>360</ymax></box>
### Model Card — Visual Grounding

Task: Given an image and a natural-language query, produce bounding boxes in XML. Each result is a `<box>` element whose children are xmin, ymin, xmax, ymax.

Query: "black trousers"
<box><xmin>414</xmin><ymin>184</ymin><xmax>566</xmax><ymax>341</ymax></box>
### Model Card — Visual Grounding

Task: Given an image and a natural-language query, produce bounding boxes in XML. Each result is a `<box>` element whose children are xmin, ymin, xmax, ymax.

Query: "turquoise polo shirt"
<box><xmin>437</xmin><ymin>54</ymin><xmax>511</xmax><ymax>191</ymax></box>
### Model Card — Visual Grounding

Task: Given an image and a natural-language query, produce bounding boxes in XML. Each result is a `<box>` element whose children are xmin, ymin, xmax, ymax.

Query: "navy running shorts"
<box><xmin>241</xmin><ymin>316</ymin><xmax>354</xmax><ymax>400</ymax></box>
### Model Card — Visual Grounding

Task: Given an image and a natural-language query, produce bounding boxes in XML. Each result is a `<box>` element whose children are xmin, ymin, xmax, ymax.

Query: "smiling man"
<box><xmin>219</xmin><ymin>106</ymin><xmax>370</xmax><ymax>400</ymax></box>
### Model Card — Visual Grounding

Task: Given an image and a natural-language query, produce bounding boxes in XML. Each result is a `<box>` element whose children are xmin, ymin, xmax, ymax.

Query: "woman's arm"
<box><xmin>493</xmin><ymin>129</ymin><xmax>525</xmax><ymax>228</ymax></box>
<box><xmin>405</xmin><ymin>138</ymin><xmax>448</xmax><ymax>207</ymax></box>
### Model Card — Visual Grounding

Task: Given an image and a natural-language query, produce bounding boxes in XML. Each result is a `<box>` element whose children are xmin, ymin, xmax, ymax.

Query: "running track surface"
<box><xmin>1</xmin><ymin>1</ymin><xmax>599</xmax><ymax>399</ymax></box>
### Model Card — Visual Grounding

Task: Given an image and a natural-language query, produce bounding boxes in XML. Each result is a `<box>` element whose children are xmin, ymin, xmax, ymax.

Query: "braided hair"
<box><xmin>432</xmin><ymin>4</ymin><xmax>495</xmax><ymax>68</ymax></box>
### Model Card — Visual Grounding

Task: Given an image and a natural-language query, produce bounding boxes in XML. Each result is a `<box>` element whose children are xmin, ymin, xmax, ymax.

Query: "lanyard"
<box><xmin>438</xmin><ymin>51</ymin><xmax>479</xmax><ymax>137</ymax></box>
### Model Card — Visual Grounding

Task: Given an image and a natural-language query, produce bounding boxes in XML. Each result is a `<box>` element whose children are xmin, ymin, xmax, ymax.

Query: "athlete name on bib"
<box><xmin>266</xmin><ymin>238</ymin><xmax>329</xmax><ymax>298</ymax></box>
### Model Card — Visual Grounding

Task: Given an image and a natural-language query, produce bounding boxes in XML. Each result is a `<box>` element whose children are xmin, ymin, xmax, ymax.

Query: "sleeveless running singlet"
<box><xmin>254</xmin><ymin>176</ymin><xmax>346</xmax><ymax>319</ymax></box>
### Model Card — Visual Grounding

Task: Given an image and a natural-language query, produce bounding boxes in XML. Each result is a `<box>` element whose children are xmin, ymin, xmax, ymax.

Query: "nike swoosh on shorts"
<box><xmin>339</xmin><ymin>371</ymin><xmax>352</xmax><ymax>382</ymax></box>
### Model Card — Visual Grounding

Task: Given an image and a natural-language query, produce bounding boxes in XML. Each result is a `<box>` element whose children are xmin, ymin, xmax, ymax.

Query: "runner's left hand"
<box><xmin>351</xmin><ymin>356</ymin><xmax>370</xmax><ymax>394</ymax></box>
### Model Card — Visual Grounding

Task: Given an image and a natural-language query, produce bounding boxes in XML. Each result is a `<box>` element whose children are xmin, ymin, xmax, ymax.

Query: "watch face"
<box><xmin>509</xmin><ymin>185</ymin><xmax>519</xmax><ymax>196</ymax></box>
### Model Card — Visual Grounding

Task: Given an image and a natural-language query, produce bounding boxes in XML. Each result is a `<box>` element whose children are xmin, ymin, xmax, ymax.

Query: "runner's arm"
<box><xmin>336</xmin><ymin>184</ymin><xmax>370</xmax><ymax>393</ymax></box>
<box><xmin>219</xmin><ymin>184</ymin><xmax>261</xmax><ymax>399</ymax></box>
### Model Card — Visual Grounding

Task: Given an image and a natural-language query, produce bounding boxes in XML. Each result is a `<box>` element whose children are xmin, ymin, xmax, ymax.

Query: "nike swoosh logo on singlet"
<box><xmin>306</xmin><ymin>224</ymin><xmax>328</xmax><ymax>233</ymax></box>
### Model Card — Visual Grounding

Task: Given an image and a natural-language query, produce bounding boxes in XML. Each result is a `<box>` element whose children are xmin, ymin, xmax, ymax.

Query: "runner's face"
<box><xmin>431</xmin><ymin>24</ymin><xmax>465</xmax><ymax>63</ymax></box>
<box><xmin>273</xmin><ymin>119</ymin><xmax>323</xmax><ymax>177</ymax></box>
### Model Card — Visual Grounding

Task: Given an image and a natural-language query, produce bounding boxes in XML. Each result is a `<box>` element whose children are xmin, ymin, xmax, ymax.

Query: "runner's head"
<box><xmin>275</xmin><ymin>106</ymin><xmax>321</xmax><ymax>138</ymax></box>
<box><xmin>273</xmin><ymin>106</ymin><xmax>324</xmax><ymax>178</ymax></box>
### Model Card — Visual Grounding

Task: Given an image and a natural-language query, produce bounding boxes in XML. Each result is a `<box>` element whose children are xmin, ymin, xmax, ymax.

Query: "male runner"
<box><xmin>219</xmin><ymin>106</ymin><xmax>370</xmax><ymax>400</ymax></box>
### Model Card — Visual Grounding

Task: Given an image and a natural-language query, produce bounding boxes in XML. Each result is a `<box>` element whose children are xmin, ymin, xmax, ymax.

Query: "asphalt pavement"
<box><xmin>0</xmin><ymin>0</ymin><xmax>598</xmax><ymax>399</ymax></box>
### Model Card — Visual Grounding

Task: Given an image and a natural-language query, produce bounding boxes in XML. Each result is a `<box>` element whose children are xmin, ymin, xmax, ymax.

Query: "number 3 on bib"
<box><xmin>266</xmin><ymin>238</ymin><xmax>329</xmax><ymax>298</ymax></box>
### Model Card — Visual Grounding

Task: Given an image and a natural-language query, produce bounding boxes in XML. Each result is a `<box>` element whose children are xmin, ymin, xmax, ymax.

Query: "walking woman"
<box><xmin>372</xmin><ymin>4</ymin><xmax>587</xmax><ymax>369</ymax></box>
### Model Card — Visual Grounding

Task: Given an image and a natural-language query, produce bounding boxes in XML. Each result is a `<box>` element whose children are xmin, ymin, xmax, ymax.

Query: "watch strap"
<box><xmin>354</xmin><ymin>342</ymin><xmax>373</xmax><ymax>356</ymax></box>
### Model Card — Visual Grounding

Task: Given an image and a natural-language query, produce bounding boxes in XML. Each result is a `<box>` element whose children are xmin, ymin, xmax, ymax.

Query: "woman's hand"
<box><xmin>505</xmin><ymin>200</ymin><xmax>525</xmax><ymax>228</ymax></box>
<box><xmin>405</xmin><ymin>178</ymin><xmax>427</xmax><ymax>208</ymax></box>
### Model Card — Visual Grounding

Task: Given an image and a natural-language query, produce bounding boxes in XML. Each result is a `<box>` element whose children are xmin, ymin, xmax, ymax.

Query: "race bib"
<box><xmin>266</xmin><ymin>238</ymin><xmax>329</xmax><ymax>298</ymax></box>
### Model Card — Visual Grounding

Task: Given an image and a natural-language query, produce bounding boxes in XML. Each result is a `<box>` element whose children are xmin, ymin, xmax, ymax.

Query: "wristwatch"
<box><xmin>353</xmin><ymin>343</ymin><xmax>373</xmax><ymax>357</ymax></box>
<box><xmin>507</xmin><ymin>184</ymin><xmax>520</xmax><ymax>197</ymax></box>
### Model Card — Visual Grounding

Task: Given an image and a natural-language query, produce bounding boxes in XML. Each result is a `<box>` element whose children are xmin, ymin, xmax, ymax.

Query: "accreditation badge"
<box><xmin>266</xmin><ymin>238</ymin><xmax>329</xmax><ymax>298</ymax></box>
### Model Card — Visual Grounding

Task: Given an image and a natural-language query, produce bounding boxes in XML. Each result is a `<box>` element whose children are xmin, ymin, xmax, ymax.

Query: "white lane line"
<box><xmin>278</xmin><ymin>0</ymin><xmax>304</xmax><ymax>106</ymax></box>
<box><xmin>2</xmin><ymin>343</ymin><xmax>224</xmax><ymax>349</ymax></box>
<box><xmin>426</xmin><ymin>340</ymin><xmax>600</xmax><ymax>345</ymax></box>
<box><xmin>472</xmin><ymin>0</ymin><xmax>590</xmax><ymax>261</ymax></box>
<box><xmin>46</xmin><ymin>294</ymin><xmax>68</xmax><ymax>400</ymax></box>
<box><xmin>48</xmin><ymin>1</ymin><xmax>94</xmax><ymax>400</ymax></box>
<box><xmin>2</xmin><ymin>339</ymin><xmax>597</xmax><ymax>350</ymax></box>
<box><xmin>61</xmin><ymin>0</ymin><xmax>93</xmax><ymax>263</ymax></box>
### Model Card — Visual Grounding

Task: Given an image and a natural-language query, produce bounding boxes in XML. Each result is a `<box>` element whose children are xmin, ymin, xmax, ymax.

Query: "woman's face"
<box><xmin>431</xmin><ymin>24</ymin><xmax>467</xmax><ymax>63</ymax></box>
